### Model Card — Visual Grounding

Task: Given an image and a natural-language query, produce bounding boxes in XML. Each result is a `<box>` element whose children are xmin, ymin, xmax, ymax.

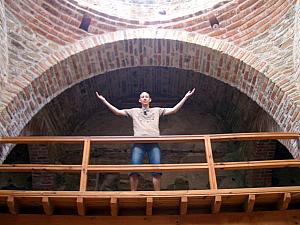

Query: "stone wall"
<box><xmin>0</xmin><ymin>0</ymin><xmax>7</xmax><ymax>85</ymax></box>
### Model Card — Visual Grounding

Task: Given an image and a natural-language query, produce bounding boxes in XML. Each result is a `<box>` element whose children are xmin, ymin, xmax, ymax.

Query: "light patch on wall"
<box><xmin>72</xmin><ymin>0</ymin><xmax>233</xmax><ymax>21</ymax></box>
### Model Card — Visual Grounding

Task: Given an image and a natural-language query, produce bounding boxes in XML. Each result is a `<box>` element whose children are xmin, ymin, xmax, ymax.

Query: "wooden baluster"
<box><xmin>111</xmin><ymin>197</ymin><xmax>118</xmax><ymax>216</ymax></box>
<box><xmin>211</xmin><ymin>195</ymin><xmax>222</xmax><ymax>214</ymax></box>
<box><xmin>244</xmin><ymin>194</ymin><xmax>255</xmax><ymax>213</ymax></box>
<box><xmin>277</xmin><ymin>193</ymin><xmax>291</xmax><ymax>210</ymax></box>
<box><xmin>146</xmin><ymin>197</ymin><xmax>153</xmax><ymax>216</ymax></box>
<box><xmin>80</xmin><ymin>139</ymin><xmax>91</xmax><ymax>192</ymax></box>
<box><xmin>77</xmin><ymin>197</ymin><xmax>86</xmax><ymax>216</ymax></box>
<box><xmin>42</xmin><ymin>197</ymin><xmax>54</xmax><ymax>215</ymax></box>
<box><xmin>7</xmin><ymin>196</ymin><xmax>19</xmax><ymax>214</ymax></box>
<box><xmin>180</xmin><ymin>196</ymin><xmax>188</xmax><ymax>215</ymax></box>
<box><xmin>204</xmin><ymin>136</ymin><xmax>218</xmax><ymax>190</ymax></box>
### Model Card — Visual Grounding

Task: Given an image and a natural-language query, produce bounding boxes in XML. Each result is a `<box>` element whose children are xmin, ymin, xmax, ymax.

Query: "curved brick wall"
<box><xmin>0</xmin><ymin>0</ymin><xmax>300</xmax><ymax>161</ymax></box>
<box><xmin>2</xmin><ymin>0</ymin><xmax>296</xmax><ymax>86</ymax></box>
<box><xmin>295</xmin><ymin>0</ymin><xmax>300</xmax><ymax>83</ymax></box>
<box><xmin>72</xmin><ymin>0</ymin><xmax>229</xmax><ymax>21</ymax></box>
<box><xmin>0</xmin><ymin>0</ymin><xmax>8</xmax><ymax>85</ymax></box>
<box><xmin>0</xmin><ymin>29</ymin><xmax>300</xmax><ymax>161</ymax></box>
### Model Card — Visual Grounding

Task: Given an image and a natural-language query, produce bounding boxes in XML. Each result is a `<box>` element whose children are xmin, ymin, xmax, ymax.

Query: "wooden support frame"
<box><xmin>277</xmin><ymin>193</ymin><xmax>291</xmax><ymax>210</ymax></box>
<box><xmin>146</xmin><ymin>197</ymin><xmax>153</xmax><ymax>216</ymax></box>
<box><xmin>0</xmin><ymin>159</ymin><xmax>299</xmax><ymax>173</ymax></box>
<box><xmin>244</xmin><ymin>194</ymin><xmax>255</xmax><ymax>213</ymax></box>
<box><xmin>77</xmin><ymin>197</ymin><xmax>86</xmax><ymax>216</ymax></box>
<box><xmin>7</xmin><ymin>196</ymin><xmax>19</xmax><ymax>214</ymax></box>
<box><xmin>111</xmin><ymin>197</ymin><xmax>118</xmax><ymax>216</ymax></box>
<box><xmin>204</xmin><ymin>136</ymin><xmax>218</xmax><ymax>190</ymax></box>
<box><xmin>180</xmin><ymin>196</ymin><xmax>188</xmax><ymax>215</ymax></box>
<box><xmin>1</xmin><ymin>132</ymin><xmax>298</xmax><ymax>144</ymax></box>
<box><xmin>0</xmin><ymin>132</ymin><xmax>300</xmax><ymax>217</ymax></box>
<box><xmin>80</xmin><ymin>139</ymin><xmax>91</xmax><ymax>192</ymax></box>
<box><xmin>42</xmin><ymin>197</ymin><xmax>54</xmax><ymax>215</ymax></box>
<box><xmin>211</xmin><ymin>195</ymin><xmax>222</xmax><ymax>214</ymax></box>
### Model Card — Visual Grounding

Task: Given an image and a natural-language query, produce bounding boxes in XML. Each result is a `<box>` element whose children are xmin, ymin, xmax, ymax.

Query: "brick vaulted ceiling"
<box><xmin>0</xmin><ymin>0</ymin><xmax>300</xmax><ymax>161</ymax></box>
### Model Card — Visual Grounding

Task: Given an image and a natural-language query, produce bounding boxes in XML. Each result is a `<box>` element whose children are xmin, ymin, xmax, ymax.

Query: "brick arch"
<box><xmin>1</xmin><ymin>29</ymin><xmax>299</xmax><ymax>161</ymax></box>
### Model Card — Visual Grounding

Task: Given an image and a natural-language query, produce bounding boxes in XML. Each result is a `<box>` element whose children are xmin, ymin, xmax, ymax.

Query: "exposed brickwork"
<box><xmin>71</xmin><ymin>0</ymin><xmax>229</xmax><ymax>22</ymax></box>
<box><xmin>1</xmin><ymin>29</ymin><xmax>300</xmax><ymax>162</ymax></box>
<box><xmin>23</xmin><ymin>71</ymin><xmax>271</xmax><ymax>190</ymax></box>
<box><xmin>28</xmin><ymin>144</ymin><xmax>54</xmax><ymax>190</ymax></box>
<box><xmin>4</xmin><ymin>9</ymin><xmax>62</xmax><ymax>80</ymax></box>
<box><xmin>0</xmin><ymin>0</ymin><xmax>8</xmax><ymax>85</ymax></box>
<box><xmin>245</xmin><ymin>141</ymin><xmax>276</xmax><ymax>187</ymax></box>
<box><xmin>0</xmin><ymin>0</ymin><xmax>9</xmax><ymax>160</ymax></box>
<box><xmin>0</xmin><ymin>0</ymin><xmax>300</xmax><ymax>163</ymax></box>
<box><xmin>295</xmin><ymin>0</ymin><xmax>300</xmax><ymax>84</ymax></box>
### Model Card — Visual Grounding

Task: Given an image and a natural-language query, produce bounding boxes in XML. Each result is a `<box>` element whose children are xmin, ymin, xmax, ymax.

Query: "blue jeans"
<box><xmin>130</xmin><ymin>143</ymin><xmax>162</xmax><ymax>177</ymax></box>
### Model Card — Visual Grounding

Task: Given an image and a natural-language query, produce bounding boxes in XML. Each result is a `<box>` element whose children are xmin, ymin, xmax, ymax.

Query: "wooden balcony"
<box><xmin>0</xmin><ymin>132</ymin><xmax>300</xmax><ymax>225</ymax></box>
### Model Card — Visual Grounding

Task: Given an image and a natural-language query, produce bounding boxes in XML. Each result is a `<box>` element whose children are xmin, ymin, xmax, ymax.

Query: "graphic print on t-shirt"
<box><xmin>137</xmin><ymin>109</ymin><xmax>155</xmax><ymax>123</ymax></box>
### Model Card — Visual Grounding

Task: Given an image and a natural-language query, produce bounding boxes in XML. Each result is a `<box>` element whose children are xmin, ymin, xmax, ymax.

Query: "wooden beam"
<box><xmin>0</xmin><ymin>136</ymin><xmax>86</xmax><ymax>144</ymax></box>
<box><xmin>209</xmin><ymin>132</ymin><xmax>299</xmax><ymax>141</ymax></box>
<box><xmin>7</xmin><ymin>196</ymin><xmax>19</xmax><ymax>214</ymax></box>
<box><xmin>77</xmin><ymin>197</ymin><xmax>86</xmax><ymax>216</ymax></box>
<box><xmin>111</xmin><ymin>197</ymin><xmax>118</xmax><ymax>216</ymax></box>
<box><xmin>180</xmin><ymin>196</ymin><xmax>188</xmax><ymax>215</ymax></box>
<box><xmin>146</xmin><ymin>197</ymin><xmax>153</xmax><ymax>216</ymax></box>
<box><xmin>80</xmin><ymin>139</ymin><xmax>91</xmax><ymax>192</ymax></box>
<box><xmin>0</xmin><ymin>164</ymin><xmax>82</xmax><ymax>172</ymax></box>
<box><xmin>204</xmin><ymin>136</ymin><xmax>218</xmax><ymax>190</ymax></box>
<box><xmin>1</xmin><ymin>132</ymin><xmax>298</xmax><ymax>145</ymax></box>
<box><xmin>42</xmin><ymin>197</ymin><xmax>54</xmax><ymax>215</ymax></box>
<box><xmin>211</xmin><ymin>195</ymin><xmax>222</xmax><ymax>214</ymax></box>
<box><xmin>244</xmin><ymin>194</ymin><xmax>255</xmax><ymax>213</ymax></box>
<box><xmin>1</xmin><ymin>159</ymin><xmax>299</xmax><ymax>174</ymax></box>
<box><xmin>87</xmin><ymin>163</ymin><xmax>208</xmax><ymax>173</ymax></box>
<box><xmin>277</xmin><ymin>193</ymin><xmax>291</xmax><ymax>210</ymax></box>
<box><xmin>0</xmin><ymin>162</ymin><xmax>207</xmax><ymax>174</ymax></box>
<box><xmin>1</xmin><ymin>186</ymin><xmax>300</xmax><ymax>197</ymax></box>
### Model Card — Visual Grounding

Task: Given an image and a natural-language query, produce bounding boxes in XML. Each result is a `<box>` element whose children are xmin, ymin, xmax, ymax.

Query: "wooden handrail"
<box><xmin>1</xmin><ymin>160</ymin><xmax>299</xmax><ymax>173</ymax></box>
<box><xmin>0</xmin><ymin>132</ymin><xmax>299</xmax><ymax>193</ymax></box>
<box><xmin>1</xmin><ymin>186</ymin><xmax>300</xmax><ymax>197</ymax></box>
<box><xmin>0</xmin><ymin>164</ymin><xmax>82</xmax><ymax>172</ymax></box>
<box><xmin>0</xmin><ymin>132</ymin><xmax>298</xmax><ymax>144</ymax></box>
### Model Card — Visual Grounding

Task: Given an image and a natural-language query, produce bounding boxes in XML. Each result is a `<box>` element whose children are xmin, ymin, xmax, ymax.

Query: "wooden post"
<box><xmin>146</xmin><ymin>197</ymin><xmax>153</xmax><ymax>216</ymax></box>
<box><xmin>80</xmin><ymin>139</ymin><xmax>91</xmax><ymax>192</ymax></box>
<box><xmin>111</xmin><ymin>197</ymin><xmax>118</xmax><ymax>216</ymax></box>
<box><xmin>77</xmin><ymin>197</ymin><xmax>86</xmax><ymax>216</ymax></box>
<box><xmin>211</xmin><ymin>195</ymin><xmax>222</xmax><ymax>214</ymax></box>
<box><xmin>180</xmin><ymin>196</ymin><xmax>188</xmax><ymax>215</ymax></box>
<box><xmin>204</xmin><ymin>136</ymin><xmax>218</xmax><ymax>190</ymax></box>
<box><xmin>7</xmin><ymin>196</ymin><xmax>19</xmax><ymax>214</ymax></box>
<box><xmin>42</xmin><ymin>197</ymin><xmax>54</xmax><ymax>215</ymax></box>
<box><xmin>244</xmin><ymin>194</ymin><xmax>255</xmax><ymax>213</ymax></box>
<box><xmin>278</xmin><ymin>193</ymin><xmax>291</xmax><ymax>210</ymax></box>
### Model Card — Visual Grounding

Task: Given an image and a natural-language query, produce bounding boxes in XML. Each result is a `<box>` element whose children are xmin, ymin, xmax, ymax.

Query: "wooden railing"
<box><xmin>0</xmin><ymin>132</ymin><xmax>300</xmax><ymax>215</ymax></box>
